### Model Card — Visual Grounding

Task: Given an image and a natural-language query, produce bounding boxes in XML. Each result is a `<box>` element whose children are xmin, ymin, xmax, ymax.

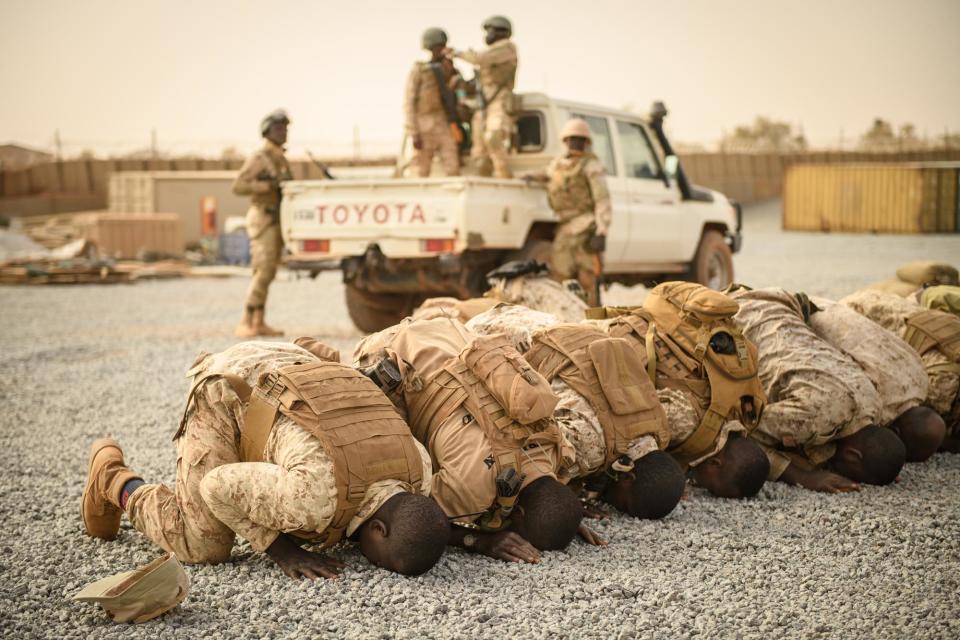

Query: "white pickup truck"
<box><xmin>280</xmin><ymin>93</ymin><xmax>743</xmax><ymax>332</ymax></box>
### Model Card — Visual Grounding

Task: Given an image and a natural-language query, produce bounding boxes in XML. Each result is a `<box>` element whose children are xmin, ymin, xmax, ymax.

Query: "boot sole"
<box><xmin>81</xmin><ymin>438</ymin><xmax>124</xmax><ymax>539</ymax></box>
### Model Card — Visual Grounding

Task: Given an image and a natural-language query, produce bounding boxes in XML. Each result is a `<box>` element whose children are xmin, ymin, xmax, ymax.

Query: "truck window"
<box><xmin>516</xmin><ymin>112</ymin><xmax>544</xmax><ymax>152</ymax></box>
<box><xmin>570</xmin><ymin>113</ymin><xmax>616</xmax><ymax>176</ymax></box>
<box><xmin>616</xmin><ymin>120</ymin><xmax>663</xmax><ymax>180</ymax></box>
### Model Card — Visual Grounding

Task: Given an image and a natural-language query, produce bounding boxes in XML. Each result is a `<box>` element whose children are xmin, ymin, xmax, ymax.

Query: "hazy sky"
<box><xmin>2</xmin><ymin>0</ymin><xmax>958</xmax><ymax>157</ymax></box>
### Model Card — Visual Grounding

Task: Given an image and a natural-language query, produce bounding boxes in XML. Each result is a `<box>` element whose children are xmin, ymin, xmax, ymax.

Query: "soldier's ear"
<box><xmin>842</xmin><ymin>447</ymin><xmax>864</xmax><ymax>465</ymax></box>
<box><xmin>369</xmin><ymin>518</ymin><xmax>389</xmax><ymax>539</ymax></box>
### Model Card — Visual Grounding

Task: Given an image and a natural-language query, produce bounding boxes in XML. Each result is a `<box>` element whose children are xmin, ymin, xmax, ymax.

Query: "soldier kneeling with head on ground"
<box><xmin>730</xmin><ymin>287</ymin><xmax>907</xmax><ymax>492</ymax></box>
<box><xmin>355</xmin><ymin>316</ymin><xmax>593</xmax><ymax>563</ymax></box>
<box><xmin>465</xmin><ymin>303</ymin><xmax>685</xmax><ymax>521</ymax></box>
<box><xmin>589</xmin><ymin>283</ymin><xmax>772</xmax><ymax>499</ymax></box>
<box><xmin>81</xmin><ymin>340</ymin><xmax>449</xmax><ymax>579</ymax></box>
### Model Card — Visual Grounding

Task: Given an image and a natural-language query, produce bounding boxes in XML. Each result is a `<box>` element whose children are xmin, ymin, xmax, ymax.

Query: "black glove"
<box><xmin>589</xmin><ymin>234</ymin><xmax>606</xmax><ymax>253</ymax></box>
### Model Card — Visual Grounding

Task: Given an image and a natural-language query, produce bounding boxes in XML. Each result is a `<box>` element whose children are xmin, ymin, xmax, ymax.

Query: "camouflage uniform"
<box><xmin>466</xmin><ymin>304</ymin><xmax>661</xmax><ymax>478</ymax></box>
<box><xmin>353</xmin><ymin>317</ymin><xmax>573</xmax><ymax>523</ymax></box>
<box><xmin>404</xmin><ymin>60</ymin><xmax>461</xmax><ymax>177</ymax></box>
<box><xmin>542</xmin><ymin>152</ymin><xmax>612</xmax><ymax>305</ymax></box>
<box><xmin>126</xmin><ymin>342</ymin><xmax>432</xmax><ymax>563</ymax></box>
<box><xmin>485</xmin><ymin>274</ymin><xmax>589</xmax><ymax>323</ymax></box>
<box><xmin>232</xmin><ymin>140</ymin><xmax>292</xmax><ymax>309</ymax></box>
<box><xmin>454</xmin><ymin>39</ymin><xmax>518</xmax><ymax>178</ymax></box>
<box><xmin>808</xmin><ymin>297</ymin><xmax>928</xmax><ymax>426</ymax></box>
<box><xmin>841</xmin><ymin>289</ymin><xmax>960</xmax><ymax>430</ymax></box>
<box><xmin>731</xmin><ymin>288</ymin><xmax>881</xmax><ymax>479</ymax></box>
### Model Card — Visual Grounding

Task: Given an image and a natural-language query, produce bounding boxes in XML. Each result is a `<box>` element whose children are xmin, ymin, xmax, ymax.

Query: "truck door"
<box><xmin>613</xmin><ymin>120</ymin><xmax>683</xmax><ymax>263</ymax></box>
<box><xmin>569</xmin><ymin>113</ymin><xmax>629</xmax><ymax>264</ymax></box>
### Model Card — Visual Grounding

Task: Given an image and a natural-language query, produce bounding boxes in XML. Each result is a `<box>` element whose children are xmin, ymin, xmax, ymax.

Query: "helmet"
<box><xmin>421</xmin><ymin>27</ymin><xmax>447</xmax><ymax>50</ymax></box>
<box><xmin>560</xmin><ymin>118</ymin><xmax>592</xmax><ymax>141</ymax></box>
<box><xmin>482</xmin><ymin>15</ymin><xmax>512</xmax><ymax>35</ymax></box>
<box><xmin>260</xmin><ymin>109</ymin><xmax>290</xmax><ymax>137</ymax></box>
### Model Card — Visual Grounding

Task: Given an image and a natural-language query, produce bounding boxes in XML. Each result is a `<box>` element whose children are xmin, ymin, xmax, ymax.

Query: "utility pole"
<box><xmin>151</xmin><ymin>128</ymin><xmax>158</xmax><ymax>160</ymax></box>
<box><xmin>54</xmin><ymin>129</ymin><xmax>63</xmax><ymax>161</ymax></box>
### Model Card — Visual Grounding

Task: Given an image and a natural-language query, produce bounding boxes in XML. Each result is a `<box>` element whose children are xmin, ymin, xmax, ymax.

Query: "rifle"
<box><xmin>429</xmin><ymin>61</ymin><xmax>468</xmax><ymax>152</ymax></box>
<box><xmin>305</xmin><ymin>150</ymin><xmax>335</xmax><ymax>180</ymax></box>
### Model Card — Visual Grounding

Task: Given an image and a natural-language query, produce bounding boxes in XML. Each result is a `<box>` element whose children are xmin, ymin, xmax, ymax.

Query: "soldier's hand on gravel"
<box><xmin>412</xmin><ymin>135</ymin><xmax>424</xmax><ymax>150</ymax></box>
<box><xmin>787</xmin><ymin>467</ymin><xmax>861</xmax><ymax>494</ymax></box>
<box><xmin>265</xmin><ymin>534</ymin><xmax>347</xmax><ymax>580</ymax></box>
<box><xmin>476</xmin><ymin>531</ymin><xmax>541</xmax><ymax>564</ymax></box>
<box><xmin>589</xmin><ymin>235</ymin><xmax>607</xmax><ymax>253</ymax></box>
<box><xmin>577</xmin><ymin>524</ymin><xmax>607</xmax><ymax>547</ymax></box>
<box><xmin>582</xmin><ymin>502</ymin><xmax>609</xmax><ymax>520</ymax></box>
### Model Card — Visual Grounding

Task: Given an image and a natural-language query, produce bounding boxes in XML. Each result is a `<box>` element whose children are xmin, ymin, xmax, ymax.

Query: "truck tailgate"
<box><xmin>280</xmin><ymin>177</ymin><xmax>551</xmax><ymax>260</ymax></box>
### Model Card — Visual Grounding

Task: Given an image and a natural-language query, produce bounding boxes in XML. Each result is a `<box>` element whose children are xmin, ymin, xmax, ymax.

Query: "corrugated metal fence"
<box><xmin>3</xmin><ymin>150</ymin><xmax>960</xmax><ymax>215</ymax></box>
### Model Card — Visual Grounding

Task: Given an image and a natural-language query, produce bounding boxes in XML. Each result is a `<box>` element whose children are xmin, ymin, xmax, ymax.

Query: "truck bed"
<box><xmin>281</xmin><ymin>177</ymin><xmax>551</xmax><ymax>264</ymax></box>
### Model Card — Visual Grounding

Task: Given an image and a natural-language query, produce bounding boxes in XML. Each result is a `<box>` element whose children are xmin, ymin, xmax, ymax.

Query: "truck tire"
<box><xmin>689</xmin><ymin>230</ymin><xmax>734</xmax><ymax>290</ymax></box>
<box><xmin>345</xmin><ymin>285</ymin><xmax>417</xmax><ymax>333</ymax></box>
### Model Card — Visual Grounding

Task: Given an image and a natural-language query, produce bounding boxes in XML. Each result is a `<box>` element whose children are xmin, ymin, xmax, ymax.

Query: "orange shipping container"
<box><xmin>784</xmin><ymin>163</ymin><xmax>960</xmax><ymax>233</ymax></box>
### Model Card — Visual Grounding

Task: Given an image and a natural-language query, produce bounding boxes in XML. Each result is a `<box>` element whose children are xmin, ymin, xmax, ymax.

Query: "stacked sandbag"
<box><xmin>859</xmin><ymin>261</ymin><xmax>958</xmax><ymax>298</ymax></box>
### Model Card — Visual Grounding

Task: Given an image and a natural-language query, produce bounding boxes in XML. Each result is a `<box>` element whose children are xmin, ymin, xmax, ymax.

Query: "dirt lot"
<box><xmin>1</xmin><ymin>200</ymin><xmax>958</xmax><ymax>639</ymax></box>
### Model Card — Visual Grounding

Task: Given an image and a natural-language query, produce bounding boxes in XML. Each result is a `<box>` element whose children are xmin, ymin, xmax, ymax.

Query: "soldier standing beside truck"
<box><xmin>231</xmin><ymin>110</ymin><xmax>293</xmax><ymax>338</ymax></box>
<box><xmin>524</xmin><ymin>118</ymin><xmax>611</xmax><ymax>306</ymax></box>
<box><xmin>449</xmin><ymin>15</ymin><xmax>518</xmax><ymax>178</ymax></box>
<box><xmin>405</xmin><ymin>28</ymin><xmax>464</xmax><ymax>177</ymax></box>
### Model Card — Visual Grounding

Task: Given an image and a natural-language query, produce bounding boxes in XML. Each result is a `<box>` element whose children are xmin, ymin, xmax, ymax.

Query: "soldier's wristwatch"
<box><xmin>462</xmin><ymin>533</ymin><xmax>478</xmax><ymax>549</ymax></box>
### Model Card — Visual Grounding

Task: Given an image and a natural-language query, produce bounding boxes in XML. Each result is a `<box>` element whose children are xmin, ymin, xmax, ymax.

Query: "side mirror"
<box><xmin>664</xmin><ymin>155</ymin><xmax>679</xmax><ymax>178</ymax></box>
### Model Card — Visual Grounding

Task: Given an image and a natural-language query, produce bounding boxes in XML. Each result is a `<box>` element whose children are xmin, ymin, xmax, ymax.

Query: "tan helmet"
<box><xmin>73</xmin><ymin>554</ymin><xmax>190</xmax><ymax>624</ymax></box>
<box><xmin>560</xmin><ymin>118</ymin><xmax>592</xmax><ymax>142</ymax></box>
<box><xmin>260</xmin><ymin>109</ymin><xmax>290</xmax><ymax>137</ymax></box>
<box><xmin>421</xmin><ymin>27</ymin><xmax>448</xmax><ymax>50</ymax></box>
<box><xmin>483</xmin><ymin>15</ymin><xmax>512</xmax><ymax>35</ymax></box>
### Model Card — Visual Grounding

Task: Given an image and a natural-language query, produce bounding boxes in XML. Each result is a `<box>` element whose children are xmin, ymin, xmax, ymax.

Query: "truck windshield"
<box><xmin>570</xmin><ymin>113</ymin><xmax>616</xmax><ymax>176</ymax></box>
<box><xmin>616</xmin><ymin>120</ymin><xmax>664</xmax><ymax>179</ymax></box>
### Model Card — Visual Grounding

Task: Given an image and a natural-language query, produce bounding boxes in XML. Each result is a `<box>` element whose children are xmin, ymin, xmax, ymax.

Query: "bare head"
<box><xmin>602</xmin><ymin>451</ymin><xmax>686</xmax><ymax>519</ymax></box>
<box><xmin>691</xmin><ymin>435</ymin><xmax>770</xmax><ymax>499</ymax></box>
<box><xmin>357</xmin><ymin>493</ymin><xmax>449</xmax><ymax>576</ymax></box>
<box><xmin>509</xmin><ymin>477</ymin><xmax>582</xmax><ymax>550</ymax></box>
<box><xmin>890</xmin><ymin>406</ymin><xmax>946</xmax><ymax>462</ymax></box>
<box><xmin>829</xmin><ymin>425</ymin><xmax>906</xmax><ymax>485</ymax></box>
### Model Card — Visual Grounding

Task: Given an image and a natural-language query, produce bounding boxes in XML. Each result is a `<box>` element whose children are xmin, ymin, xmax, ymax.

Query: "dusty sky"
<box><xmin>2</xmin><ymin>0</ymin><xmax>958</xmax><ymax>157</ymax></box>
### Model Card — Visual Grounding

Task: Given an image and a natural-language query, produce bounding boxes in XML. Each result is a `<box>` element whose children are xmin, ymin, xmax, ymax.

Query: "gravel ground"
<box><xmin>1</xmin><ymin>200</ymin><xmax>959</xmax><ymax>639</ymax></box>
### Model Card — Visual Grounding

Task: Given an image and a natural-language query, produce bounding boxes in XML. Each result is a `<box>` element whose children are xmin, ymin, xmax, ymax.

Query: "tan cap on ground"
<box><xmin>73</xmin><ymin>553</ymin><xmax>189</xmax><ymax>624</ymax></box>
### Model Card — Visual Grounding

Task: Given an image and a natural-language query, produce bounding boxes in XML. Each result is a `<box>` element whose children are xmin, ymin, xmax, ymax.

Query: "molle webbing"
<box><xmin>904</xmin><ymin>310</ymin><xmax>960</xmax><ymax>362</ymax></box>
<box><xmin>525</xmin><ymin>325</ymin><xmax>667</xmax><ymax>464</ymax></box>
<box><xmin>242</xmin><ymin>361</ymin><xmax>422</xmax><ymax>548</ymax></box>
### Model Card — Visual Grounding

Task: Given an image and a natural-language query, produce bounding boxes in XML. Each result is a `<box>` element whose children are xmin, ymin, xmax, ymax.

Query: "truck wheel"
<box><xmin>345</xmin><ymin>285</ymin><xmax>416</xmax><ymax>333</ymax></box>
<box><xmin>689</xmin><ymin>230</ymin><xmax>734</xmax><ymax>290</ymax></box>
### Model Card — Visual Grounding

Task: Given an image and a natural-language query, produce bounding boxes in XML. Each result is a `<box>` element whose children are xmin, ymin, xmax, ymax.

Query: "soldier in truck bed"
<box><xmin>404</xmin><ymin>28</ymin><xmax>464</xmax><ymax>177</ymax></box>
<box><xmin>231</xmin><ymin>110</ymin><xmax>293</xmax><ymax>338</ymax></box>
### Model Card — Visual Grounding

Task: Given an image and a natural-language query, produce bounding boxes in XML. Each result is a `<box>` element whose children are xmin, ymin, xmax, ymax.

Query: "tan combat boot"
<box><xmin>234</xmin><ymin>307</ymin><xmax>257</xmax><ymax>338</ymax></box>
<box><xmin>252</xmin><ymin>308</ymin><xmax>283</xmax><ymax>337</ymax></box>
<box><xmin>81</xmin><ymin>438</ymin><xmax>142</xmax><ymax>540</ymax></box>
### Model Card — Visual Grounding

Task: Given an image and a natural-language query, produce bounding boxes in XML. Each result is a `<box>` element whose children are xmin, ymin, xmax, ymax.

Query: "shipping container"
<box><xmin>108</xmin><ymin>171</ymin><xmax>249</xmax><ymax>246</ymax></box>
<box><xmin>75</xmin><ymin>212</ymin><xmax>184</xmax><ymax>259</ymax></box>
<box><xmin>784</xmin><ymin>163</ymin><xmax>960</xmax><ymax>233</ymax></box>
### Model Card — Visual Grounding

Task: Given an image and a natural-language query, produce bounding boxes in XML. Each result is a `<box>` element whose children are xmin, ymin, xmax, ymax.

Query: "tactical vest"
<box><xmin>482</xmin><ymin>43</ymin><xmax>517</xmax><ymax>96</ymax></box>
<box><xmin>404</xmin><ymin>333</ymin><xmax>561</xmax><ymax>484</ymax></box>
<box><xmin>524</xmin><ymin>324</ymin><xmax>668</xmax><ymax>469</ymax></box>
<box><xmin>588</xmin><ymin>282</ymin><xmax>766</xmax><ymax>465</ymax></box>
<box><xmin>548</xmin><ymin>154</ymin><xmax>596</xmax><ymax>218</ymax></box>
<box><xmin>903</xmin><ymin>309</ymin><xmax>960</xmax><ymax>374</ymax></box>
<box><xmin>177</xmin><ymin>359</ymin><xmax>423</xmax><ymax>549</ymax></box>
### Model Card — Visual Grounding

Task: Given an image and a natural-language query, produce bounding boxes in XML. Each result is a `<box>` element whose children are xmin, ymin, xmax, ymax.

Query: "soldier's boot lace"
<box><xmin>252</xmin><ymin>308</ymin><xmax>284</xmax><ymax>337</ymax></box>
<box><xmin>81</xmin><ymin>438</ymin><xmax>141</xmax><ymax>539</ymax></box>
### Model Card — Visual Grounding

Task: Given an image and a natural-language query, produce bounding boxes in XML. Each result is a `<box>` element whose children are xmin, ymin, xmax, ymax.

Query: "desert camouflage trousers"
<box><xmin>126</xmin><ymin>391</ymin><xmax>238</xmax><ymax>564</ymax></box>
<box><xmin>471</xmin><ymin>96</ymin><xmax>513</xmax><ymax>178</ymax></box>
<box><xmin>551</xmin><ymin>221</ymin><xmax>598</xmax><ymax>306</ymax></box>
<box><xmin>245</xmin><ymin>219</ymin><xmax>284</xmax><ymax>308</ymax></box>
<box><xmin>414</xmin><ymin>113</ymin><xmax>460</xmax><ymax>177</ymax></box>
